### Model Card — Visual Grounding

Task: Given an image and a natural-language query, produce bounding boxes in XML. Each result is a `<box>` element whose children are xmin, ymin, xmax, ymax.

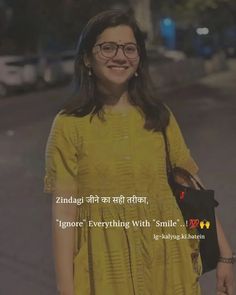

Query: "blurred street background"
<box><xmin>0</xmin><ymin>0</ymin><xmax>236</xmax><ymax>294</ymax></box>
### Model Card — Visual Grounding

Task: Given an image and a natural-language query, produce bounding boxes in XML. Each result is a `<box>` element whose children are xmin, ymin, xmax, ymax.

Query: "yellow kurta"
<box><xmin>44</xmin><ymin>105</ymin><xmax>202</xmax><ymax>295</ymax></box>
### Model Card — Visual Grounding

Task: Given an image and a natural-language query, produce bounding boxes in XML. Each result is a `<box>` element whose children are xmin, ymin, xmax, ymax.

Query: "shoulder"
<box><xmin>51</xmin><ymin>110</ymin><xmax>91</xmax><ymax>133</ymax></box>
<box><xmin>161</xmin><ymin>104</ymin><xmax>176</xmax><ymax>127</ymax></box>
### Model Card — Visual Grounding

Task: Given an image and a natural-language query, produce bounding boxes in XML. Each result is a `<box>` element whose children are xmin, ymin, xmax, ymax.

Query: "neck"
<box><xmin>97</xmin><ymin>81</ymin><xmax>131</xmax><ymax>108</ymax></box>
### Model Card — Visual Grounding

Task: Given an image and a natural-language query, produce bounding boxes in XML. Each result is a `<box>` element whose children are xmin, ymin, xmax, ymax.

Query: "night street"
<box><xmin>0</xmin><ymin>61</ymin><xmax>236</xmax><ymax>295</ymax></box>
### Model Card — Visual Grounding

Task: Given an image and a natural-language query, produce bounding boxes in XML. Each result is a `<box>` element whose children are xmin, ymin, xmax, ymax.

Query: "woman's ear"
<box><xmin>83</xmin><ymin>53</ymin><xmax>92</xmax><ymax>67</ymax></box>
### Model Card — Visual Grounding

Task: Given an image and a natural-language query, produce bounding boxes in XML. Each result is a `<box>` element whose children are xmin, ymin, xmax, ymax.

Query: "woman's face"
<box><xmin>86</xmin><ymin>25</ymin><xmax>140</xmax><ymax>90</ymax></box>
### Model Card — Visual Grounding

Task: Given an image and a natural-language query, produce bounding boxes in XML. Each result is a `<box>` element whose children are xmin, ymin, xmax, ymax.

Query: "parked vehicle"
<box><xmin>147</xmin><ymin>46</ymin><xmax>186</xmax><ymax>64</ymax></box>
<box><xmin>0</xmin><ymin>51</ymin><xmax>76</xmax><ymax>97</ymax></box>
<box><xmin>38</xmin><ymin>51</ymin><xmax>75</xmax><ymax>86</ymax></box>
<box><xmin>59</xmin><ymin>50</ymin><xmax>75</xmax><ymax>79</ymax></box>
<box><xmin>0</xmin><ymin>56</ymin><xmax>23</xmax><ymax>97</ymax></box>
<box><xmin>156</xmin><ymin>47</ymin><xmax>186</xmax><ymax>61</ymax></box>
<box><xmin>0</xmin><ymin>55</ymin><xmax>40</xmax><ymax>97</ymax></box>
<box><xmin>38</xmin><ymin>54</ymin><xmax>66</xmax><ymax>86</ymax></box>
<box><xmin>22</xmin><ymin>57</ymin><xmax>39</xmax><ymax>87</ymax></box>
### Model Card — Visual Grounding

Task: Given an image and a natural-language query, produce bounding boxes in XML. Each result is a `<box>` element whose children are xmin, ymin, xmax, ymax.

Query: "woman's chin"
<box><xmin>104</xmin><ymin>76</ymin><xmax>131</xmax><ymax>87</ymax></box>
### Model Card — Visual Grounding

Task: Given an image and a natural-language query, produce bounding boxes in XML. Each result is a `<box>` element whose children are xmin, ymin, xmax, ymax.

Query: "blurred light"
<box><xmin>196</xmin><ymin>27</ymin><xmax>209</xmax><ymax>35</ymax></box>
<box><xmin>163</xmin><ymin>18</ymin><xmax>172</xmax><ymax>26</ymax></box>
<box><xmin>160</xmin><ymin>17</ymin><xmax>176</xmax><ymax>49</ymax></box>
<box><xmin>6</xmin><ymin>130</ymin><xmax>15</xmax><ymax>136</ymax></box>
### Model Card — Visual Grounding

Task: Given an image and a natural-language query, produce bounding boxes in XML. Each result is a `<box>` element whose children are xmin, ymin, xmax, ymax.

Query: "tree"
<box><xmin>2</xmin><ymin>0</ymin><xmax>129</xmax><ymax>54</ymax></box>
<box><xmin>37</xmin><ymin>0</ymin><xmax>127</xmax><ymax>52</ymax></box>
<box><xmin>154</xmin><ymin>0</ymin><xmax>236</xmax><ymax>28</ymax></box>
<box><xmin>2</xmin><ymin>0</ymin><xmax>42</xmax><ymax>53</ymax></box>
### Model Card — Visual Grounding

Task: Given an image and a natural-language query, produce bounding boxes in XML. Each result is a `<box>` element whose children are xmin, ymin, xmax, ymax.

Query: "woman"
<box><xmin>44</xmin><ymin>10</ymin><xmax>235</xmax><ymax>295</ymax></box>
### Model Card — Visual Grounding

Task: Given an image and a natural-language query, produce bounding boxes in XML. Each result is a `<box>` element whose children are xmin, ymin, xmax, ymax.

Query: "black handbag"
<box><xmin>162</xmin><ymin>128</ymin><xmax>220</xmax><ymax>274</ymax></box>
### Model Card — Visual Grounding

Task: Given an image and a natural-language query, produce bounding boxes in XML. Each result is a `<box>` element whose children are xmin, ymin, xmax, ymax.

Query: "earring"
<box><xmin>86</xmin><ymin>64</ymin><xmax>92</xmax><ymax>76</ymax></box>
<box><xmin>134</xmin><ymin>72</ymin><xmax>138</xmax><ymax>77</ymax></box>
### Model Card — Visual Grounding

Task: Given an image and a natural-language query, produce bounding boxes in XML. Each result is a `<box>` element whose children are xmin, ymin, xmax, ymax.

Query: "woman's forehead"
<box><xmin>96</xmin><ymin>25</ymin><xmax>136</xmax><ymax>43</ymax></box>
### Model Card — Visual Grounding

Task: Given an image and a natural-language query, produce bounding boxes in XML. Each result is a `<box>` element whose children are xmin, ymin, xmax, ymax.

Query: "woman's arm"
<box><xmin>192</xmin><ymin>174</ymin><xmax>233</xmax><ymax>257</ymax></box>
<box><xmin>52</xmin><ymin>191</ymin><xmax>77</xmax><ymax>295</ymax></box>
<box><xmin>215</xmin><ymin>215</ymin><xmax>233</xmax><ymax>257</ymax></box>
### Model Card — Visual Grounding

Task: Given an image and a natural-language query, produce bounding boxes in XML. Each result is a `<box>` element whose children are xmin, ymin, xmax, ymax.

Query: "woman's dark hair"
<box><xmin>61</xmin><ymin>9</ymin><xmax>170</xmax><ymax>131</ymax></box>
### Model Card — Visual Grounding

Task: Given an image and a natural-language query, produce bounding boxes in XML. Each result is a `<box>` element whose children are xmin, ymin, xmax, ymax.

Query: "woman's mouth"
<box><xmin>107</xmin><ymin>66</ymin><xmax>129</xmax><ymax>71</ymax></box>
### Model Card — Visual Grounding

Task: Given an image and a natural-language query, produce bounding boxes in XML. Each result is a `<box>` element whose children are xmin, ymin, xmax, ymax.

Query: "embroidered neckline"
<box><xmin>104</xmin><ymin>105</ymin><xmax>143</xmax><ymax>117</ymax></box>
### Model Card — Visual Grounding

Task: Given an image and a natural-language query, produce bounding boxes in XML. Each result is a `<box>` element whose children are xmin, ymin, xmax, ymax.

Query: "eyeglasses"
<box><xmin>94</xmin><ymin>42</ymin><xmax>139</xmax><ymax>59</ymax></box>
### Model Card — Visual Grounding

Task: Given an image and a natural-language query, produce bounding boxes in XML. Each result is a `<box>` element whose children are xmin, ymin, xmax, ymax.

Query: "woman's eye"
<box><xmin>125</xmin><ymin>46</ymin><xmax>136</xmax><ymax>52</ymax></box>
<box><xmin>102</xmin><ymin>44</ymin><xmax>115</xmax><ymax>51</ymax></box>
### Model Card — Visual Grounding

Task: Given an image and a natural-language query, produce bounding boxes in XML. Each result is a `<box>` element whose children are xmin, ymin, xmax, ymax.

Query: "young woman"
<box><xmin>44</xmin><ymin>10</ymin><xmax>235</xmax><ymax>295</ymax></box>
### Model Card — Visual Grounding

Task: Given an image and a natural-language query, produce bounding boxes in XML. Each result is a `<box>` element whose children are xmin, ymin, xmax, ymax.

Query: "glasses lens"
<box><xmin>99</xmin><ymin>42</ymin><xmax>139</xmax><ymax>59</ymax></box>
<box><xmin>101</xmin><ymin>43</ymin><xmax>117</xmax><ymax>57</ymax></box>
<box><xmin>124</xmin><ymin>44</ymin><xmax>138</xmax><ymax>58</ymax></box>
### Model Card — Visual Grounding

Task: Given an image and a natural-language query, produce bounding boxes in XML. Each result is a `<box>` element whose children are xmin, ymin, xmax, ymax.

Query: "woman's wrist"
<box><xmin>218</xmin><ymin>239</ymin><xmax>233</xmax><ymax>258</ymax></box>
<box><xmin>218</xmin><ymin>252</ymin><xmax>236</xmax><ymax>264</ymax></box>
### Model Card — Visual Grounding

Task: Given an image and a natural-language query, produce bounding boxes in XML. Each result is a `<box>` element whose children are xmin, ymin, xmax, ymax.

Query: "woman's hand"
<box><xmin>216</xmin><ymin>262</ymin><xmax>235</xmax><ymax>295</ymax></box>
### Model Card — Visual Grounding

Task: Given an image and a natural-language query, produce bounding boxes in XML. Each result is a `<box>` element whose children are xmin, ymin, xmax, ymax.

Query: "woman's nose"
<box><xmin>113</xmin><ymin>47</ymin><xmax>127</xmax><ymax>60</ymax></box>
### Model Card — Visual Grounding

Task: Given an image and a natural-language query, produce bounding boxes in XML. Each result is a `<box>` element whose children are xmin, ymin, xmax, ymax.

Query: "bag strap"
<box><xmin>161</xmin><ymin>127</ymin><xmax>205</xmax><ymax>190</ymax></box>
<box><xmin>162</xmin><ymin>127</ymin><xmax>219</xmax><ymax>207</ymax></box>
<box><xmin>161</xmin><ymin>127</ymin><xmax>173</xmax><ymax>175</ymax></box>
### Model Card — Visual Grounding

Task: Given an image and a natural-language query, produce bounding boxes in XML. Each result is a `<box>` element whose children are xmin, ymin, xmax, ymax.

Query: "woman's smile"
<box><xmin>107</xmin><ymin>65</ymin><xmax>129</xmax><ymax>71</ymax></box>
<box><xmin>107</xmin><ymin>65</ymin><xmax>129</xmax><ymax>75</ymax></box>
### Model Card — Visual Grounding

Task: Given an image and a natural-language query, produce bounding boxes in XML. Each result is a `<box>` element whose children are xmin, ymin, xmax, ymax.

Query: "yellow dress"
<box><xmin>44</xmin><ymin>105</ymin><xmax>202</xmax><ymax>295</ymax></box>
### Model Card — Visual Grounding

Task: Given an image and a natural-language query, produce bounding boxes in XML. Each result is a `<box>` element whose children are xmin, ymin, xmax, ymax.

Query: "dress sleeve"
<box><xmin>44</xmin><ymin>113</ymin><xmax>79</xmax><ymax>195</ymax></box>
<box><xmin>166</xmin><ymin>110</ymin><xmax>199</xmax><ymax>175</ymax></box>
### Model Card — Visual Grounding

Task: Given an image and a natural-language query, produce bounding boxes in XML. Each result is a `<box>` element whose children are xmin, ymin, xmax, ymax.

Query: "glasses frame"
<box><xmin>94</xmin><ymin>42</ymin><xmax>139</xmax><ymax>59</ymax></box>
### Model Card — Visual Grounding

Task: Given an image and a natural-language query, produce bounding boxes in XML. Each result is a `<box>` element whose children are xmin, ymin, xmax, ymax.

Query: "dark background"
<box><xmin>0</xmin><ymin>1</ymin><xmax>236</xmax><ymax>294</ymax></box>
